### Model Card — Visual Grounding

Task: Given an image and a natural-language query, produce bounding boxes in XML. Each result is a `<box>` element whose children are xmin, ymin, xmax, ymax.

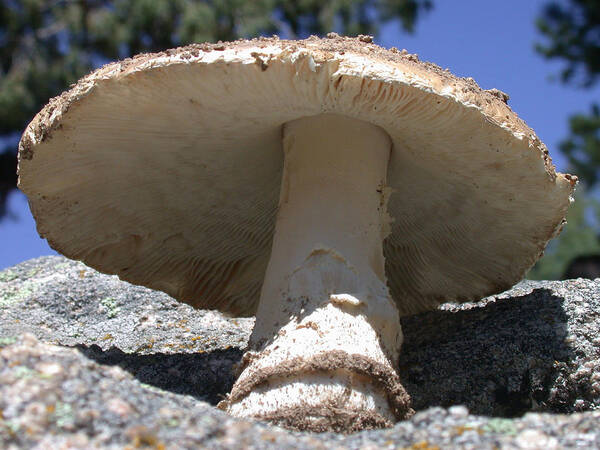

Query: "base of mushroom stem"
<box><xmin>219</xmin><ymin>349</ymin><xmax>413</xmax><ymax>432</ymax></box>
<box><xmin>253</xmin><ymin>404</ymin><xmax>394</xmax><ymax>434</ymax></box>
<box><xmin>221</xmin><ymin>248</ymin><xmax>411</xmax><ymax>431</ymax></box>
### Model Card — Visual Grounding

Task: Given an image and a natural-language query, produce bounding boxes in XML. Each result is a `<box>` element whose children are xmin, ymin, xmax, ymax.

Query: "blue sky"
<box><xmin>1</xmin><ymin>0</ymin><xmax>598</xmax><ymax>269</ymax></box>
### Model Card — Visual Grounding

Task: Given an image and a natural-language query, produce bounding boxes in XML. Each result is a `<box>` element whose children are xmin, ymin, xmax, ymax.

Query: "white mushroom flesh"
<box><xmin>225</xmin><ymin>114</ymin><xmax>405</xmax><ymax>427</ymax></box>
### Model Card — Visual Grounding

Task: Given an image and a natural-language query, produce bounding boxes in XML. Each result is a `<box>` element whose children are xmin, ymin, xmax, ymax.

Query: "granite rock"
<box><xmin>1</xmin><ymin>256</ymin><xmax>599</xmax><ymax>448</ymax></box>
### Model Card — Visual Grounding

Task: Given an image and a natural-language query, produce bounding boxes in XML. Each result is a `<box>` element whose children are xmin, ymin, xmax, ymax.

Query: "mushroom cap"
<box><xmin>18</xmin><ymin>35</ymin><xmax>574</xmax><ymax>317</ymax></box>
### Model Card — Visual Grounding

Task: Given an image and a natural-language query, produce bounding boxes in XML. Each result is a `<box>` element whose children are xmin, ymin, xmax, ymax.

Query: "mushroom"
<box><xmin>18</xmin><ymin>35</ymin><xmax>575</xmax><ymax>432</ymax></box>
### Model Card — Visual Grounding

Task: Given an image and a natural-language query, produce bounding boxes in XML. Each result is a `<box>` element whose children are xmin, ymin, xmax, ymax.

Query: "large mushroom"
<box><xmin>18</xmin><ymin>35</ymin><xmax>575</xmax><ymax>432</ymax></box>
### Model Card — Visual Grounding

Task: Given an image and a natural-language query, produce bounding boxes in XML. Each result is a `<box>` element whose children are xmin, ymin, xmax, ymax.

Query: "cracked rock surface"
<box><xmin>1</xmin><ymin>256</ymin><xmax>599</xmax><ymax>449</ymax></box>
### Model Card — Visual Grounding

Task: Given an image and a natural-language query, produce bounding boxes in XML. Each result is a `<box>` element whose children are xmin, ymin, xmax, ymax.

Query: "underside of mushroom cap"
<box><xmin>18</xmin><ymin>35</ymin><xmax>575</xmax><ymax>317</ymax></box>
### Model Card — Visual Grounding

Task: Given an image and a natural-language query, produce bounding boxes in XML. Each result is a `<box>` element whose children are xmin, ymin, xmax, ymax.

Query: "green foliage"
<box><xmin>533</xmin><ymin>0</ymin><xmax>600</xmax><ymax>279</ymax></box>
<box><xmin>536</xmin><ymin>0</ymin><xmax>600</xmax><ymax>87</ymax></box>
<box><xmin>0</xmin><ymin>149</ymin><xmax>15</xmax><ymax>217</ymax></box>
<box><xmin>527</xmin><ymin>186</ymin><xmax>600</xmax><ymax>280</ymax></box>
<box><xmin>536</xmin><ymin>0</ymin><xmax>600</xmax><ymax>188</ymax></box>
<box><xmin>0</xmin><ymin>0</ymin><xmax>432</xmax><ymax>219</ymax></box>
<box><xmin>272</xmin><ymin>0</ymin><xmax>431</xmax><ymax>38</ymax></box>
<box><xmin>560</xmin><ymin>103</ymin><xmax>600</xmax><ymax>186</ymax></box>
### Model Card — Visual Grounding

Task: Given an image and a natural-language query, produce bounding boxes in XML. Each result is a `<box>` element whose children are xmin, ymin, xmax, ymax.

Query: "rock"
<box><xmin>1</xmin><ymin>255</ymin><xmax>599</xmax><ymax>448</ymax></box>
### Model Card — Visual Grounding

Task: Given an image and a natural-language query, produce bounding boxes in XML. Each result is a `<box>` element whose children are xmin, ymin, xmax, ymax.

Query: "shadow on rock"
<box><xmin>399</xmin><ymin>288</ymin><xmax>575</xmax><ymax>417</ymax></box>
<box><xmin>75</xmin><ymin>289</ymin><xmax>581</xmax><ymax>417</ymax></box>
<box><xmin>76</xmin><ymin>345</ymin><xmax>243</xmax><ymax>405</ymax></box>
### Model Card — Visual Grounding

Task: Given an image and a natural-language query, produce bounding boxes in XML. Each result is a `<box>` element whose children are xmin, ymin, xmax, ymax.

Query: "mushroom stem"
<box><xmin>222</xmin><ymin>114</ymin><xmax>412</xmax><ymax>432</ymax></box>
